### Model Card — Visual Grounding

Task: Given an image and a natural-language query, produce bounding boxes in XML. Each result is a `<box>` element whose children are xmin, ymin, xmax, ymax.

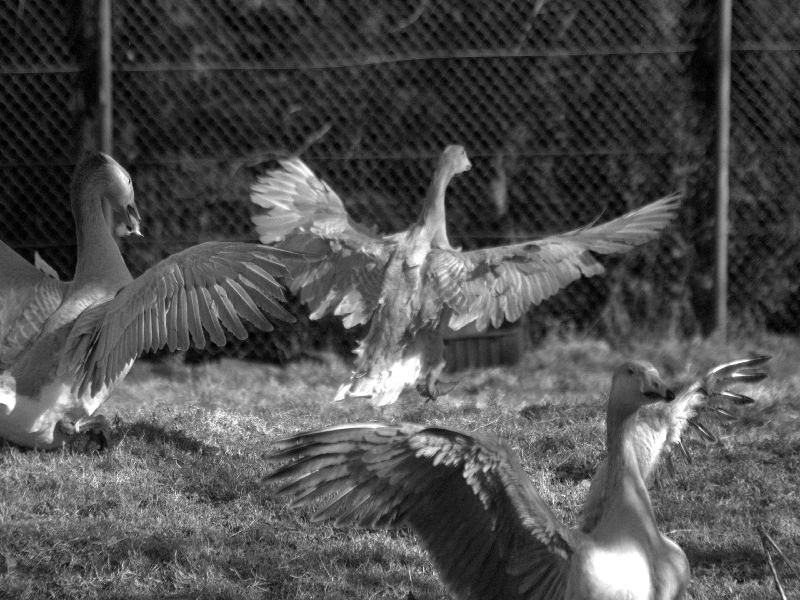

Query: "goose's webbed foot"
<box><xmin>416</xmin><ymin>376</ymin><xmax>457</xmax><ymax>403</ymax></box>
<box><xmin>57</xmin><ymin>414</ymin><xmax>112</xmax><ymax>451</ymax></box>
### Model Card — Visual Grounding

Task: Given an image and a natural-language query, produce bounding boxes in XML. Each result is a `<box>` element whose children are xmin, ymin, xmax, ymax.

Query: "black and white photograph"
<box><xmin>1</xmin><ymin>1</ymin><xmax>797</xmax><ymax>598</ymax></box>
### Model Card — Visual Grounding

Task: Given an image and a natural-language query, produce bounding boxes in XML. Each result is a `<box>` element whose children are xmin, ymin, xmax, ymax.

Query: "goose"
<box><xmin>250</xmin><ymin>145</ymin><xmax>681</xmax><ymax>406</ymax></box>
<box><xmin>0</xmin><ymin>152</ymin><xmax>294</xmax><ymax>449</ymax></box>
<box><xmin>264</xmin><ymin>356</ymin><xmax>769</xmax><ymax>600</ymax></box>
<box><xmin>580</xmin><ymin>355</ymin><xmax>770</xmax><ymax>530</ymax></box>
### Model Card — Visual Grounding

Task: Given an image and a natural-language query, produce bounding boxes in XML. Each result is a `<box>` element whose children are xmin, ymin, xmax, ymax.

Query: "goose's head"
<box><xmin>72</xmin><ymin>153</ymin><xmax>141</xmax><ymax>236</ymax></box>
<box><xmin>609</xmin><ymin>360</ymin><xmax>675</xmax><ymax>416</ymax></box>
<box><xmin>438</xmin><ymin>145</ymin><xmax>472</xmax><ymax>178</ymax></box>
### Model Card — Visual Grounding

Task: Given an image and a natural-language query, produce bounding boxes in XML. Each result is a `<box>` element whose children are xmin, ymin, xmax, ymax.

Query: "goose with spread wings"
<box><xmin>0</xmin><ymin>153</ymin><xmax>294</xmax><ymax>449</ymax></box>
<box><xmin>251</xmin><ymin>145</ymin><xmax>681</xmax><ymax>406</ymax></box>
<box><xmin>264</xmin><ymin>356</ymin><xmax>769</xmax><ymax>600</ymax></box>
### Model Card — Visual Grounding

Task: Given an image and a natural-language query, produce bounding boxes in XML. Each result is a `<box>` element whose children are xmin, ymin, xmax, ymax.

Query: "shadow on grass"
<box><xmin>117</xmin><ymin>419</ymin><xmax>220</xmax><ymax>455</ymax></box>
<box><xmin>297</xmin><ymin>539</ymin><xmax>440</xmax><ymax>598</ymax></box>
<box><xmin>684</xmin><ymin>544</ymin><xmax>776</xmax><ymax>583</ymax></box>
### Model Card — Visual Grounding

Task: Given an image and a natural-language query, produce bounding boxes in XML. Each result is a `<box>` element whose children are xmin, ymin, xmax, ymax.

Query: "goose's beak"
<box><xmin>124</xmin><ymin>201</ymin><xmax>142</xmax><ymax>236</ymax></box>
<box><xmin>642</xmin><ymin>369</ymin><xmax>675</xmax><ymax>402</ymax></box>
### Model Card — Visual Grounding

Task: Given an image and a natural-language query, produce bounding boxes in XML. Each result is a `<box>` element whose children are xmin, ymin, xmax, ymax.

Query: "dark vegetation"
<box><xmin>3</xmin><ymin>0</ymin><xmax>798</xmax><ymax>362</ymax></box>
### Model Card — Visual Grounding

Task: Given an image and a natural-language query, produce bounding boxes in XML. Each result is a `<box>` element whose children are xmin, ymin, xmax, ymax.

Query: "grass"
<box><xmin>0</xmin><ymin>333</ymin><xmax>798</xmax><ymax>599</ymax></box>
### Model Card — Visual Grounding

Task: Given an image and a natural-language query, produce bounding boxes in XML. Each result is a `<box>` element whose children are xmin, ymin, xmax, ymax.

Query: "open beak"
<box><xmin>124</xmin><ymin>202</ymin><xmax>142</xmax><ymax>236</ymax></box>
<box><xmin>642</xmin><ymin>369</ymin><xmax>675</xmax><ymax>402</ymax></box>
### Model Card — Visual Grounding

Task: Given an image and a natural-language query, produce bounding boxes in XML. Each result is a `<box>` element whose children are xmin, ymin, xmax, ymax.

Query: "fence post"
<box><xmin>715</xmin><ymin>0</ymin><xmax>733</xmax><ymax>342</ymax></box>
<box><xmin>98</xmin><ymin>0</ymin><xmax>114</xmax><ymax>231</ymax></box>
<box><xmin>98</xmin><ymin>0</ymin><xmax>113</xmax><ymax>154</ymax></box>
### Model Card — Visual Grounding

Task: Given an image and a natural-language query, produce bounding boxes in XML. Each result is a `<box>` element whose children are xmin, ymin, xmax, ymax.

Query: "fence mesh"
<box><xmin>1</xmin><ymin>0</ymin><xmax>798</xmax><ymax>360</ymax></box>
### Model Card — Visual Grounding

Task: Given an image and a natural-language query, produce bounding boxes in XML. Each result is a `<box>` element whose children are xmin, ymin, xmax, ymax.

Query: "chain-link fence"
<box><xmin>2</xmin><ymin>0</ymin><xmax>798</xmax><ymax>360</ymax></box>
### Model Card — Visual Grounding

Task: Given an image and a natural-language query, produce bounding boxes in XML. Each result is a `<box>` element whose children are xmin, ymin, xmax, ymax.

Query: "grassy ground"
<box><xmin>0</xmin><ymin>333</ymin><xmax>798</xmax><ymax>599</ymax></box>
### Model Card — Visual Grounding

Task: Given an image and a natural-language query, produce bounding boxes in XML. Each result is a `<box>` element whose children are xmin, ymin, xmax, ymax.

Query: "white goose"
<box><xmin>250</xmin><ymin>146</ymin><xmax>681</xmax><ymax>406</ymax></box>
<box><xmin>0</xmin><ymin>153</ymin><xmax>294</xmax><ymax>449</ymax></box>
<box><xmin>582</xmin><ymin>355</ymin><xmax>771</xmax><ymax>531</ymax></box>
<box><xmin>264</xmin><ymin>357</ymin><xmax>768</xmax><ymax>600</ymax></box>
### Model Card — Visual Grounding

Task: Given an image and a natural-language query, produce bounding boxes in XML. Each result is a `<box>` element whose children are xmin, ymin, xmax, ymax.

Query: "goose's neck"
<box><xmin>599</xmin><ymin>408</ymin><xmax>661</xmax><ymax>541</ymax></box>
<box><xmin>414</xmin><ymin>164</ymin><xmax>452</xmax><ymax>248</ymax></box>
<box><xmin>71</xmin><ymin>190</ymin><xmax>133</xmax><ymax>292</ymax></box>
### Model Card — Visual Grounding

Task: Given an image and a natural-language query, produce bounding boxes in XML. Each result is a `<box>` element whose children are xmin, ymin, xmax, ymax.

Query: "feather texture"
<box><xmin>580</xmin><ymin>356</ymin><xmax>771</xmax><ymax>532</ymax></box>
<box><xmin>265</xmin><ymin>423</ymin><xmax>573</xmax><ymax>600</ymax></box>
<box><xmin>444</xmin><ymin>193</ymin><xmax>682</xmax><ymax>330</ymax></box>
<box><xmin>266</xmin><ymin>361</ymin><xmax>762</xmax><ymax>599</ymax></box>
<box><xmin>59</xmin><ymin>242</ymin><xmax>293</xmax><ymax>397</ymax></box>
<box><xmin>251</xmin><ymin>147</ymin><xmax>679</xmax><ymax>405</ymax></box>
<box><xmin>0</xmin><ymin>271</ymin><xmax>67</xmax><ymax>367</ymax></box>
<box><xmin>251</xmin><ymin>160</ymin><xmax>392</xmax><ymax>329</ymax></box>
<box><xmin>1</xmin><ymin>154</ymin><xmax>295</xmax><ymax>449</ymax></box>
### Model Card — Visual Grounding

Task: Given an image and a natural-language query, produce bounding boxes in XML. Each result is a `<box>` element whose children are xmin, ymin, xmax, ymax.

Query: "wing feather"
<box><xmin>0</xmin><ymin>246</ymin><xmax>68</xmax><ymax>366</ymax></box>
<box><xmin>221</xmin><ymin>279</ymin><xmax>270</xmax><ymax>330</ymax></box>
<box><xmin>580</xmin><ymin>356</ymin><xmax>771</xmax><ymax>532</ymax></box>
<box><xmin>61</xmin><ymin>242</ymin><xmax>295</xmax><ymax>397</ymax></box>
<box><xmin>186</xmin><ymin>287</ymin><xmax>206</xmax><ymax>349</ymax></box>
<box><xmin>210</xmin><ymin>284</ymin><xmax>247</xmax><ymax>340</ymax></box>
<box><xmin>433</xmin><ymin>194</ymin><xmax>680</xmax><ymax>331</ymax></box>
<box><xmin>265</xmin><ymin>423</ymin><xmax>576</xmax><ymax>600</ymax></box>
<box><xmin>166</xmin><ymin>293</ymin><xmax>179</xmax><ymax>351</ymax></box>
<box><xmin>108</xmin><ymin>341</ymin><xmax>119</xmax><ymax>385</ymax></box>
<box><xmin>91</xmin><ymin>349</ymin><xmax>108</xmax><ymax>395</ymax></box>
<box><xmin>142</xmin><ymin>304</ymin><xmax>154</xmax><ymax>353</ymax></box>
<box><xmin>155</xmin><ymin>294</ymin><xmax>168</xmax><ymax>346</ymax></box>
<box><xmin>250</xmin><ymin>158</ymin><xmax>395</xmax><ymax>327</ymax></box>
<box><xmin>197</xmin><ymin>286</ymin><xmax>225</xmax><ymax>346</ymax></box>
<box><xmin>175</xmin><ymin>288</ymin><xmax>191</xmax><ymax>350</ymax></box>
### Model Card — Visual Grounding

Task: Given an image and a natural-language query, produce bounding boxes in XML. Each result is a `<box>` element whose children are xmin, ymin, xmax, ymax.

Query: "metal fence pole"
<box><xmin>715</xmin><ymin>0</ymin><xmax>733</xmax><ymax>342</ymax></box>
<box><xmin>98</xmin><ymin>0</ymin><xmax>112</xmax><ymax>154</ymax></box>
<box><xmin>98</xmin><ymin>0</ymin><xmax>114</xmax><ymax>231</ymax></box>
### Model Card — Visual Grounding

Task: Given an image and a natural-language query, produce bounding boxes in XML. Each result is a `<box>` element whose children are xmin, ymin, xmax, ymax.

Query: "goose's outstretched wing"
<box><xmin>250</xmin><ymin>159</ymin><xmax>394</xmax><ymax>328</ymax></box>
<box><xmin>0</xmin><ymin>240</ymin><xmax>68</xmax><ymax>366</ymax></box>
<box><xmin>634</xmin><ymin>355</ymin><xmax>771</xmax><ymax>480</ymax></box>
<box><xmin>60</xmin><ymin>242</ymin><xmax>294</xmax><ymax>397</ymax></box>
<box><xmin>427</xmin><ymin>193</ymin><xmax>681</xmax><ymax>331</ymax></box>
<box><xmin>265</xmin><ymin>423</ymin><xmax>577</xmax><ymax>600</ymax></box>
<box><xmin>581</xmin><ymin>356</ymin><xmax>771</xmax><ymax>532</ymax></box>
